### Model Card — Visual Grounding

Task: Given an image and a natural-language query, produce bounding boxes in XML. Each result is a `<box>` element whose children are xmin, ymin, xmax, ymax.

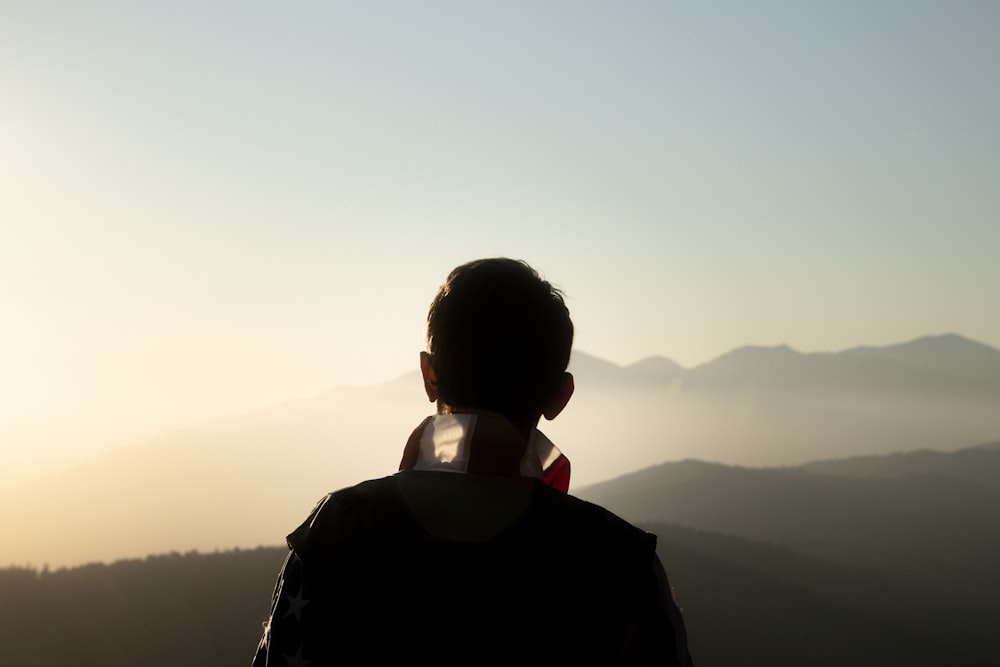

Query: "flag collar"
<box><xmin>398</xmin><ymin>412</ymin><xmax>571</xmax><ymax>492</ymax></box>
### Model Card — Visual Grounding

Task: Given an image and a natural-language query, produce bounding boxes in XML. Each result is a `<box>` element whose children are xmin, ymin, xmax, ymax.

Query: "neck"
<box><xmin>437</xmin><ymin>405</ymin><xmax>540</xmax><ymax>440</ymax></box>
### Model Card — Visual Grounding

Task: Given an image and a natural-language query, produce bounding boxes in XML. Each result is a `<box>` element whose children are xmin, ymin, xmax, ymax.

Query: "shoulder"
<box><xmin>286</xmin><ymin>475</ymin><xmax>402</xmax><ymax>558</ymax></box>
<box><xmin>539</xmin><ymin>484</ymin><xmax>657</xmax><ymax>549</ymax></box>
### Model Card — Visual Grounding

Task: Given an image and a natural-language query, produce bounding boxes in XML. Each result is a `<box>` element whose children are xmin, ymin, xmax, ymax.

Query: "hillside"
<box><xmin>800</xmin><ymin>439</ymin><xmax>1000</xmax><ymax>486</ymax></box>
<box><xmin>578</xmin><ymin>441</ymin><xmax>1000</xmax><ymax>596</ymax></box>
<box><xmin>0</xmin><ymin>548</ymin><xmax>287</xmax><ymax>667</ymax></box>
<box><xmin>650</xmin><ymin>523</ymin><xmax>992</xmax><ymax>666</ymax></box>
<box><xmin>1</xmin><ymin>511</ymin><xmax>993</xmax><ymax>666</ymax></box>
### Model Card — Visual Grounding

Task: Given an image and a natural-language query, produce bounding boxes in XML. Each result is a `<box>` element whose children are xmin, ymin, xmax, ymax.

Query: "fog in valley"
<box><xmin>2</xmin><ymin>333</ymin><xmax>998</xmax><ymax>569</ymax></box>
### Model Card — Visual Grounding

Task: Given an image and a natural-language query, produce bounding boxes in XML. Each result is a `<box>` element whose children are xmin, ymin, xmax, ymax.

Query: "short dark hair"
<box><xmin>426</xmin><ymin>258</ymin><xmax>574</xmax><ymax>424</ymax></box>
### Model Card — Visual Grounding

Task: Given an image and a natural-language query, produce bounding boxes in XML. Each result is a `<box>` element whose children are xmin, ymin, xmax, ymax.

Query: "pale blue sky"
<box><xmin>2</xmin><ymin>1</ymin><xmax>998</xmax><ymax>477</ymax></box>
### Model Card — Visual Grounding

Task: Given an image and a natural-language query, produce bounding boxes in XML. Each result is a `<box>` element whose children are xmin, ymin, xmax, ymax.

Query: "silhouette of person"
<box><xmin>252</xmin><ymin>258</ymin><xmax>693</xmax><ymax>665</ymax></box>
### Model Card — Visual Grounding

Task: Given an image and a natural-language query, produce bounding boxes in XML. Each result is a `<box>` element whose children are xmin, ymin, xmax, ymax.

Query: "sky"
<box><xmin>2</xmin><ymin>0</ymin><xmax>999</xmax><ymax>481</ymax></box>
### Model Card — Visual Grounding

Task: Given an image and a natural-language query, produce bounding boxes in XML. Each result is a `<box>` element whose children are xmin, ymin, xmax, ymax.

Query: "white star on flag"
<box><xmin>283</xmin><ymin>585</ymin><xmax>309</xmax><ymax>622</ymax></box>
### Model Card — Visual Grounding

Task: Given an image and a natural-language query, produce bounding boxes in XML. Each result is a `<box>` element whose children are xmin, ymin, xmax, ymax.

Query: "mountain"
<box><xmin>575</xmin><ymin>441</ymin><xmax>1000</xmax><ymax>662</ymax></box>
<box><xmin>800</xmin><ymin>439</ymin><xmax>1000</xmax><ymax>487</ymax></box>
<box><xmin>843</xmin><ymin>334</ymin><xmax>1000</xmax><ymax>389</ymax></box>
<box><xmin>577</xmin><ymin>440</ymin><xmax>1000</xmax><ymax>594</ymax></box>
<box><xmin>625</xmin><ymin>355</ymin><xmax>686</xmax><ymax>377</ymax></box>
<box><xmin>1</xmin><ymin>334</ymin><xmax>998</xmax><ymax>568</ymax></box>
<box><xmin>684</xmin><ymin>333</ymin><xmax>1000</xmax><ymax>394</ymax></box>
<box><xmin>559</xmin><ymin>333</ymin><xmax>1000</xmax><ymax>473</ymax></box>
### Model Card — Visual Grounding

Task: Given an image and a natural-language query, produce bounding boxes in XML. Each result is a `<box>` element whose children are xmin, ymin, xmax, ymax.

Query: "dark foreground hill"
<box><xmin>651</xmin><ymin>523</ymin><xmax>992</xmax><ymax>666</ymax></box>
<box><xmin>579</xmin><ymin>441</ymin><xmax>1000</xmax><ymax>597</ymax></box>
<box><xmin>0</xmin><ymin>548</ymin><xmax>286</xmax><ymax>667</ymax></box>
<box><xmin>0</xmin><ymin>529</ymin><xmax>991</xmax><ymax>667</ymax></box>
<box><xmin>1</xmin><ymin>442</ymin><xmax>997</xmax><ymax>666</ymax></box>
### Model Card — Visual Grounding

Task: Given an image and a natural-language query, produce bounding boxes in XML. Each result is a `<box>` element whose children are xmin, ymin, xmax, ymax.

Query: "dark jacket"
<box><xmin>253</xmin><ymin>471</ymin><xmax>692</xmax><ymax>665</ymax></box>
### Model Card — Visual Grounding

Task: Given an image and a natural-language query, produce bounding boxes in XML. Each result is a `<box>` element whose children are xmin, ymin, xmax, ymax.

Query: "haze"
<box><xmin>2</xmin><ymin>3</ymin><xmax>999</xmax><ymax>519</ymax></box>
<box><xmin>2</xmin><ymin>334</ymin><xmax>999</xmax><ymax>567</ymax></box>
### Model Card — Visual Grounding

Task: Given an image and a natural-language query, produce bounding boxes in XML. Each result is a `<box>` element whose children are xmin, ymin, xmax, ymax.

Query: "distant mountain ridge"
<box><xmin>572</xmin><ymin>333</ymin><xmax>1000</xmax><ymax>394</ymax></box>
<box><xmin>1</xmin><ymin>333</ymin><xmax>998</xmax><ymax>568</ymax></box>
<box><xmin>559</xmin><ymin>333</ymin><xmax>1000</xmax><ymax>480</ymax></box>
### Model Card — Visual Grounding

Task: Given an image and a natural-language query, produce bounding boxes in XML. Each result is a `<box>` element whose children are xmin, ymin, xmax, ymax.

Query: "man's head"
<box><xmin>421</xmin><ymin>258</ymin><xmax>574</xmax><ymax>429</ymax></box>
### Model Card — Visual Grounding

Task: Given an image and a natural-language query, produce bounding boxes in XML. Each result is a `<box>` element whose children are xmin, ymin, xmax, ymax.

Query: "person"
<box><xmin>252</xmin><ymin>258</ymin><xmax>693</xmax><ymax>665</ymax></box>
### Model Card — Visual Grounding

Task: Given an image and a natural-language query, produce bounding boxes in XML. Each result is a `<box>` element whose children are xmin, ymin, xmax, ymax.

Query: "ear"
<box><xmin>419</xmin><ymin>351</ymin><xmax>438</xmax><ymax>403</ymax></box>
<box><xmin>542</xmin><ymin>372</ymin><xmax>574</xmax><ymax>421</ymax></box>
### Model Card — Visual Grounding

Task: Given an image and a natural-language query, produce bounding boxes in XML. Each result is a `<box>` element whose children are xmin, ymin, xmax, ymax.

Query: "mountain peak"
<box><xmin>843</xmin><ymin>333</ymin><xmax>1000</xmax><ymax>381</ymax></box>
<box><xmin>625</xmin><ymin>355</ymin><xmax>687</xmax><ymax>375</ymax></box>
<box><xmin>697</xmin><ymin>343</ymin><xmax>800</xmax><ymax>372</ymax></box>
